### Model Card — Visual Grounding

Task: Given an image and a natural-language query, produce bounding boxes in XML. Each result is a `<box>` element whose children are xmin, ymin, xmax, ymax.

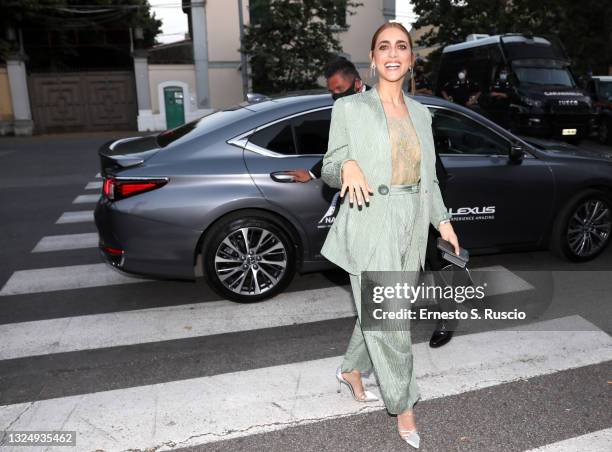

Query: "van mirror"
<box><xmin>509</xmin><ymin>143</ymin><xmax>524</xmax><ymax>164</ymax></box>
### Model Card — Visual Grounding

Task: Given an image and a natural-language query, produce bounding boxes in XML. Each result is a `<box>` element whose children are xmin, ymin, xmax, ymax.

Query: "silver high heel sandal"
<box><xmin>399</xmin><ymin>429</ymin><xmax>420</xmax><ymax>449</ymax></box>
<box><xmin>335</xmin><ymin>366</ymin><xmax>379</xmax><ymax>402</ymax></box>
<box><xmin>398</xmin><ymin>411</ymin><xmax>420</xmax><ymax>449</ymax></box>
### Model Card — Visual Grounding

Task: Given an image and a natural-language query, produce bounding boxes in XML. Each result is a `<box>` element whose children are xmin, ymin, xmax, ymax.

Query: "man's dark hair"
<box><xmin>324</xmin><ymin>57</ymin><xmax>360</xmax><ymax>81</ymax></box>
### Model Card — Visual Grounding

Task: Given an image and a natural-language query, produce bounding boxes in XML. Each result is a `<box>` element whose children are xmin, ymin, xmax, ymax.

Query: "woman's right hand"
<box><xmin>340</xmin><ymin>160</ymin><xmax>374</xmax><ymax>206</ymax></box>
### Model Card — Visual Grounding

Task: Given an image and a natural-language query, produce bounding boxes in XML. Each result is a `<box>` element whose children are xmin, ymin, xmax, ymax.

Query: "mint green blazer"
<box><xmin>320</xmin><ymin>86</ymin><xmax>451</xmax><ymax>275</ymax></box>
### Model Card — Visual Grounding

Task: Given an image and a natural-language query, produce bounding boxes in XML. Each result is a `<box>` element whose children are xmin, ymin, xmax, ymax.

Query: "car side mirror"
<box><xmin>508</xmin><ymin>144</ymin><xmax>524</xmax><ymax>164</ymax></box>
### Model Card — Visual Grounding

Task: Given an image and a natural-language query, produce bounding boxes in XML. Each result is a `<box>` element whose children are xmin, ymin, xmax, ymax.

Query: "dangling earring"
<box><xmin>370</xmin><ymin>63</ymin><xmax>376</xmax><ymax>80</ymax></box>
<box><xmin>409</xmin><ymin>65</ymin><xmax>413</xmax><ymax>80</ymax></box>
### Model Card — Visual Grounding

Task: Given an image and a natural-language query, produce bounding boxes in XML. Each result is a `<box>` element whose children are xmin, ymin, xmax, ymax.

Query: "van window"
<box><xmin>597</xmin><ymin>80</ymin><xmax>612</xmax><ymax>100</ymax></box>
<box><xmin>513</xmin><ymin>67</ymin><xmax>575</xmax><ymax>87</ymax></box>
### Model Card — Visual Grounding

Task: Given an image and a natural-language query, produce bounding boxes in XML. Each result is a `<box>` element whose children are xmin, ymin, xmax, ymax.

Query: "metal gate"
<box><xmin>28</xmin><ymin>71</ymin><xmax>137</xmax><ymax>134</ymax></box>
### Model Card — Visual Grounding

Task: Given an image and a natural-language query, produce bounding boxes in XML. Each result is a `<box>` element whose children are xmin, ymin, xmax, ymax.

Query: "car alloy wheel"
<box><xmin>201</xmin><ymin>210</ymin><xmax>297</xmax><ymax>302</ymax></box>
<box><xmin>566</xmin><ymin>198</ymin><xmax>611</xmax><ymax>258</ymax></box>
<box><xmin>214</xmin><ymin>227</ymin><xmax>288</xmax><ymax>296</ymax></box>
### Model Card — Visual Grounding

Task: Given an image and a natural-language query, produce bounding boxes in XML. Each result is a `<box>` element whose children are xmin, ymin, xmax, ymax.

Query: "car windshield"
<box><xmin>513</xmin><ymin>66</ymin><xmax>576</xmax><ymax>87</ymax></box>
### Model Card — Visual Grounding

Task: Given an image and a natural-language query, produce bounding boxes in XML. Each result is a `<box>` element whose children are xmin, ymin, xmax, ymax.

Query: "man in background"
<box><xmin>413</xmin><ymin>57</ymin><xmax>433</xmax><ymax>95</ymax></box>
<box><xmin>487</xmin><ymin>66</ymin><xmax>513</xmax><ymax>128</ymax></box>
<box><xmin>287</xmin><ymin>57</ymin><xmax>370</xmax><ymax>182</ymax></box>
<box><xmin>442</xmin><ymin>67</ymin><xmax>481</xmax><ymax>108</ymax></box>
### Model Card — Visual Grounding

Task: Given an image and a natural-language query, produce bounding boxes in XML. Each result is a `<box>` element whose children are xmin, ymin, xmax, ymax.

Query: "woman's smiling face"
<box><xmin>371</xmin><ymin>27</ymin><xmax>413</xmax><ymax>83</ymax></box>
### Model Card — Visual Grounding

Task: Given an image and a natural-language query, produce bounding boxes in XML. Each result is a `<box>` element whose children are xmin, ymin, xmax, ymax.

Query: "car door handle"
<box><xmin>270</xmin><ymin>171</ymin><xmax>296</xmax><ymax>183</ymax></box>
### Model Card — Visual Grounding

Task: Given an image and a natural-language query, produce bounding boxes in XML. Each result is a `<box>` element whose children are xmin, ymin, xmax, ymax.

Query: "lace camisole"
<box><xmin>387</xmin><ymin>115</ymin><xmax>421</xmax><ymax>185</ymax></box>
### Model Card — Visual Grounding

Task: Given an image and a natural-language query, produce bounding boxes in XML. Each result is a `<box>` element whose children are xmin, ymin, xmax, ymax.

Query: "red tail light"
<box><xmin>102</xmin><ymin>245</ymin><xmax>123</xmax><ymax>256</ymax></box>
<box><xmin>103</xmin><ymin>177</ymin><xmax>167</xmax><ymax>201</ymax></box>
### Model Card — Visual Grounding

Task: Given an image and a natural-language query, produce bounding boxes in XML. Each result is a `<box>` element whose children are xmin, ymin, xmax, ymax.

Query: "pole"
<box><xmin>237</xmin><ymin>0</ymin><xmax>248</xmax><ymax>100</ymax></box>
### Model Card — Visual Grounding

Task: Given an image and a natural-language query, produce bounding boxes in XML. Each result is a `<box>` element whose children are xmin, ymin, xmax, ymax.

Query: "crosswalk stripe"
<box><xmin>525</xmin><ymin>427</ymin><xmax>612</xmax><ymax>451</ymax></box>
<box><xmin>0</xmin><ymin>263</ymin><xmax>151</xmax><ymax>296</ymax></box>
<box><xmin>0</xmin><ymin>262</ymin><xmax>530</xmax><ymax>301</ymax></box>
<box><xmin>0</xmin><ymin>265</ymin><xmax>533</xmax><ymax>353</ymax></box>
<box><xmin>0</xmin><ymin>286</ymin><xmax>354</xmax><ymax>360</ymax></box>
<box><xmin>85</xmin><ymin>181</ymin><xmax>102</xmax><ymax>190</ymax></box>
<box><xmin>72</xmin><ymin>194</ymin><xmax>99</xmax><ymax>204</ymax></box>
<box><xmin>55</xmin><ymin>210</ymin><xmax>94</xmax><ymax>224</ymax></box>
<box><xmin>31</xmin><ymin>233</ymin><xmax>98</xmax><ymax>253</ymax></box>
<box><xmin>0</xmin><ymin>315</ymin><xmax>609</xmax><ymax>451</ymax></box>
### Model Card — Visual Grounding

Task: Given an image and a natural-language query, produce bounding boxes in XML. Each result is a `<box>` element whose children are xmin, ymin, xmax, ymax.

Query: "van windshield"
<box><xmin>513</xmin><ymin>67</ymin><xmax>576</xmax><ymax>87</ymax></box>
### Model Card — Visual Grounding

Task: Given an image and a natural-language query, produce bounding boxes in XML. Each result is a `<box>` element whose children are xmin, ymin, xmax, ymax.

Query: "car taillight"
<box><xmin>102</xmin><ymin>177</ymin><xmax>167</xmax><ymax>201</ymax></box>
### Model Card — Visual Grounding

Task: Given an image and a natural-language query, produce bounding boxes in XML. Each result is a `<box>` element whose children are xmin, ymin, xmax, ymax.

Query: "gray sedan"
<box><xmin>94</xmin><ymin>93</ymin><xmax>612</xmax><ymax>302</ymax></box>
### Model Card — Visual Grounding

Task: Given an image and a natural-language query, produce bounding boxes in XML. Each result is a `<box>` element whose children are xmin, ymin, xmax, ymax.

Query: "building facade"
<box><xmin>136</xmin><ymin>0</ymin><xmax>397</xmax><ymax>131</ymax></box>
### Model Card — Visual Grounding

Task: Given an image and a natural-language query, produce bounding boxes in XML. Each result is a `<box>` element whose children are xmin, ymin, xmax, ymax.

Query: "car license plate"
<box><xmin>562</xmin><ymin>128</ymin><xmax>577</xmax><ymax>136</ymax></box>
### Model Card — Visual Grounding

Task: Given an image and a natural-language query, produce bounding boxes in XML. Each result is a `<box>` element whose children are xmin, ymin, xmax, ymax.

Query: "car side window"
<box><xmin>249</xmin><ymin>120</ymin><xmax>296</xmax><ymax>155</ymax></box>
<box><xmin>292</xmin><ymin>109</ymin><xmax>331</xmax><ymax>155</ymax></box>
<box><xmin>430</xmin><ymin>108</ymin><xmax>510</xmax><ymax>156</ymax></box>
<box><xmin>248</xmin><ymin>109</ymin><xmax>331</xmax><ymax>156</ymax></box>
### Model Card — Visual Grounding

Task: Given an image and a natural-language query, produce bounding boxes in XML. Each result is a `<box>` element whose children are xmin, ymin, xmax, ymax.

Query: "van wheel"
<box><xmin>550</xmin><ymin>190</ymin><xmax>612</xmax><ymax>261</ymax></box>
<box><xmin>201</xmin><ymin>211</ymin><xmax>296</xmax><ymax>302</ymax></box>
<box><xmin>598</xmin><ymin>117</ymin><xmax>612</xmax><ymax>145</ymax></box>
<box><xmin>564</xmin><ymin>134</ymin><xmax>582</xmax><ymax>145</ymax></box>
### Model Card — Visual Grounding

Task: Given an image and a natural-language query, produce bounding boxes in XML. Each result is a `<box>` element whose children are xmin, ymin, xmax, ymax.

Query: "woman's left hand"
<box><xmin>439</xmin><ymin>222</ymin><xmax>460</xmax><ymax>255</ymax></box>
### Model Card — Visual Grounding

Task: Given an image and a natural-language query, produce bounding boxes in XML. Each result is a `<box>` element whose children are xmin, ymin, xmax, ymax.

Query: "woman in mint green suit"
<box><xmin>320</xmin><ymin>22</ymin><xmax>461</xmax><ymax>449</ymax></box>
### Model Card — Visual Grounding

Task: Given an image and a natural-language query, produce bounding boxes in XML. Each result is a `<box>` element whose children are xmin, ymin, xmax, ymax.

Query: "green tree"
<box><xmin>0</xmin><ymin>0</ymin><xmax>162</xmax><ymax>70</ymax></box>
<box><xmin>241</xmin><ymin>0</ymin><xmax>361</xmax><ymax>94</ymax></box>
<box><xmin>412</xmin><ymin>0</ymin><xmax>612</xmax><ymax>76</ymax></box>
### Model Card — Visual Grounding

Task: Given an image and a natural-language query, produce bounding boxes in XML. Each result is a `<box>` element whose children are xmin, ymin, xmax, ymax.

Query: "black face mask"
<box><xmin>331</xmin><ymin>79</ymin><xmax>357</xmax><ymax>101</ymax></box>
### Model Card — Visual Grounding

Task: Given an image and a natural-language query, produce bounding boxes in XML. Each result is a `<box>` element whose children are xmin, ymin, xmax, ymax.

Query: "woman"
<box><xmin>320</xmin><ymin>22</ymin><xmax>461</xmax><ymax>449</ymax></box>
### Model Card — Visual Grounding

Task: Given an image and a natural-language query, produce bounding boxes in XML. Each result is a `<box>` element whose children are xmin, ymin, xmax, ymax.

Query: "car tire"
<box><xmin>550</xmin><ymin>189</ymin><xmax>612</xmax><ymax>262</ymax></box>
<box><xmin>598</xmin><ymin>117</ymin><xmax>612</xmax><ymax>145</ymax></box>
<box><xmin>201</xmin><ymin>210</ymin><xmax>296</xmax><ymax>302</ymax></box>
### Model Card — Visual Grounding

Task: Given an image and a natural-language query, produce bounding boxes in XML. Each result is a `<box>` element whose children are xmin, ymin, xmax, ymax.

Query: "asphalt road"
<box><xmin>0</xmin><ymin>133</ymin><xmax>610</xmax><ymax>452</ymax></box>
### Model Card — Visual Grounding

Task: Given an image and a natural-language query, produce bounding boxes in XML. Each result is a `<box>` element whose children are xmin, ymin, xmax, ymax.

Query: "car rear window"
<box><xmin>156</xmin><ymin>106</ymin><xmax>251</xmax><ymax>148</ymax></box>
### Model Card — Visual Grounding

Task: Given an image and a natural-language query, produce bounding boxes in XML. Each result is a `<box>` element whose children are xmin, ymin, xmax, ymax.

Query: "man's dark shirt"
<box><xmin>491</xmin><ymin>79</ymin><xmax>512</xmax><ymax>95</ymax></box>
<box><xmin>415</xmin><ymin>73</ymin><xmax>431</xmax><ymax>91</ymax></box>
<box><xmin>490</xmin><ymin>79</ymin><xmax>512</xmax><ymax>105</ymax></box>
<box><xmin>443</xmin><ymin>79</ymin><xmax>480</xmax><ymax>106</ymax></box>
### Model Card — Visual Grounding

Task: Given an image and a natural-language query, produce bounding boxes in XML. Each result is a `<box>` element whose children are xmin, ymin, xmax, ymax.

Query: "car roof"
<box><xmin>593</xmin><ymin>76</ymin><xmax>612</xmax><ymax>82</ymax></box>
<box><xmin>240</xmin><ymin>90</ymin><xmax>456</xmax><ymax>112</ymax></box>
<box><xmin>442</xmin><ymin>34</ymin><xmax>553</xmax><ymax>53</ymax></box>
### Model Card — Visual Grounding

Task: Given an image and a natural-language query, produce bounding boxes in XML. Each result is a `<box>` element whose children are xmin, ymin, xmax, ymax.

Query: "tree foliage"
<box><xmin>0</xmin><ymin>0</ymin><xmax>162</xmax><ymax>70</ymax></box>
<box><xmin>241</xmin><ymin>0</ymin><xmax>361</xmax><ymax>94</ymax></box>
<box><xmin>412</xmin><ymin>0</ymin><xmax>612</xmax><ymax>75</ymax></box>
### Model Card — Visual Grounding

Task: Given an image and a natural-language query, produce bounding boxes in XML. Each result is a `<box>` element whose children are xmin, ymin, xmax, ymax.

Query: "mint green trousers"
<box><xmin>340</xmin><ymin>185</ymin><xmax>423</xmax><ymax>415</ymax></box>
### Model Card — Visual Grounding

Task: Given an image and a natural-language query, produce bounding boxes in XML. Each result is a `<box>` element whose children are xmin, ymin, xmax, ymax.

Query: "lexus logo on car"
<box><xmin>558</xmin><ymin>100</ymin><xmax>579</xmax><ymax>106</ymax></box>
<box><xmin>448</xmin><ymin>206</ymin><xmax>496</xmax><ymax>221</ymax></box>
